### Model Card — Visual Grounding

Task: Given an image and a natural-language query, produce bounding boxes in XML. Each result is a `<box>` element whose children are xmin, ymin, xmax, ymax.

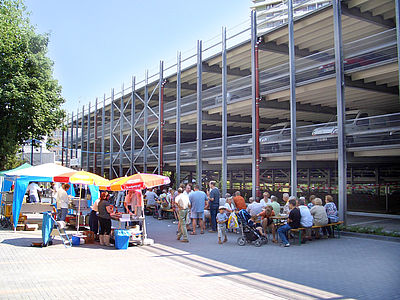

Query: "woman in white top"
<box><xmin>56</xmin><ymin>183</ymin><xmax>70</xmax><ymax>221</ymax></box>
<box><xmin>224</xmin><ymin>197</ymin><xmax>236</xmax><ymax>215</ymax></box>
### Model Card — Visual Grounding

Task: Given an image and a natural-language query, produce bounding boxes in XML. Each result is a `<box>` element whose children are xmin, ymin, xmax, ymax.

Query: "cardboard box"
<box><xmin>25</xmin><ymin>224</ymin><xmax>39</xmax><ymax>231</ymax></box>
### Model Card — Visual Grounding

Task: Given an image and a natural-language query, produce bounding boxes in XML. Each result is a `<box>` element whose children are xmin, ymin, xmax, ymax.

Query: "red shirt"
<box><xmin>233</xmin><ymin>196</ymin><xmax>247</xmax><ymax>210</ymax></box>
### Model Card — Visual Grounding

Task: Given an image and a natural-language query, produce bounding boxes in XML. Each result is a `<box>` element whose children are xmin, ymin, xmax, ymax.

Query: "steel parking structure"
<box><xmin>62</xmin><ymin>0</ymin><xmax>400</xmax><ymax>222</ymax></box>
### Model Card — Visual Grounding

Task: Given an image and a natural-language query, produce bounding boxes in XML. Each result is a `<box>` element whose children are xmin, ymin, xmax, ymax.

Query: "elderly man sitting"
<box><xmin>298</xmin><ymin>198</ymin><xmax>313</xmax><ymax>241</ymax></box>
<box><xmin>246</xmin><ymin>197</ymin><xmax>264</xmax><ymax>225</ymax></box>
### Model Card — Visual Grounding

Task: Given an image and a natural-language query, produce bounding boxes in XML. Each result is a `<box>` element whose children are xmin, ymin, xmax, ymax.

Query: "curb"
<box><xmin>341</xmin><ymin>231</ymin><xmax>400</xmax><ymax>243</ymax></box>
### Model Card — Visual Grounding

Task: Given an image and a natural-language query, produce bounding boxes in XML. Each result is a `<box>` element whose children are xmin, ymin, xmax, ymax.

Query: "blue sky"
<box><xmin>24</xmin><ymin>0</ymin><xmax>251</xmax><ymax>113</ymax></box>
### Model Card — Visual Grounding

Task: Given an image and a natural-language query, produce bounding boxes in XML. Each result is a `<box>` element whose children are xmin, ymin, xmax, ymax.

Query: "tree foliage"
<box><xmin>0</xmin><ymin>0</ymin><xmax>65</xmax><ymax>170</ymax></box>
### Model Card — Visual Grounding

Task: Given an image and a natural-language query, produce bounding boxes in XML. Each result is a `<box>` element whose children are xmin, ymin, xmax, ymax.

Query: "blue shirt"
<box><xmin>209</xmin><ymin>187</ymin><xmax>220</xmax><ymax>208</ymax></box>
<box><xmin>189</xmin><ymin>190</ymin><xmax>207</xmax><ymax>213</ymax></box>
<box><xmin>217</xmin><ymin>212</ymin><xmax>228</xmax><ymax>223</ymax></box>
<box><xmin>145</xmin><ymin>191</ymin><xmax>158</xmax><ymax>206</ymax></box>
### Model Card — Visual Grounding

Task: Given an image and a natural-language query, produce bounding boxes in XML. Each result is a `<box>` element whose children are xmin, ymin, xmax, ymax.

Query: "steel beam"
<box><xmin>222</xmin><ymin>27</ymin><xmax>228</xmax><ymax>196</ymax></box>
<box><xmin>164</xmin><ymin>81</ymin><xmax>212</xmax><ymax>91</ymax></box>
<box><xmin>81</xmin><ymin>105</ymin><xmax>84</xmax><ymax>170</ymax></box>
<box><xmin>109</xmin><ymin>89</ymin><xmax>114</xmax><ymax>179</ymax></box>
<box><xmin>196</xmin><ymin>40</ymin><xmax>203</xmax><ymax>188</ymax></box>
<box><xmin>260</xmin><ymin>99</ymin><xmax>337</xmax><ymax>114</ymax></box>
<box><xmin>87</xmin><ymin>101</ymin><xmax>90</xmax><ymax>172</ymax></box>
<box><xmin>101</xmin><ymin>94</ymin><xmax>105</xmax><ymax>176</ymax></box>
<box><xmin>159</xmin><ymin>61</ymin><xmax>164</xmax><ymax>175</ymax></box>
<box><xmin>94</xmin><ymin>98</ymin><xmax>98</xmax><ymax>173</ymax></box>
<box><xmin>288</xmin><ymin>0</ymin><xmax>297</xmax><ymax>197</ymax></box>
<box><xmin>251</xmin><ymin>10</ymin><xmax>260</xmax><ymax>199</ymax></box>
<box><xmin>396</xmin><ymin>0</ymin><xmax>400</xmax><ymax>96</ymax></box>
<box><xmin>258</xmin><ymin>40</ymin><xmax>319</xmax><ymax>58</ymax></box>
<box><xmin>119</xmin><ymin>84</ymin><xmax>124</xmax><ymax>177</ymax></box>
<box><xmin>131</xmin><ymin>77</ymin><xmax>136</xmax><ymax>174</ymax></box>
<box><xmin>341</xmin><ymin>1</ymin><xmax>395</xmax><ymax>29</ymax></box>
<box><xmin>176</xmin><ymin>52</ymin><xmax>181</xmax><ymax>186</ymax></box>
<box><xmin>333</xmin><ymin>0</ymin><xmax>347</xmax><ymax>224</ymax></box>
<box><xmin>144</xmin><ymin>71</ymin><xmax>148</xmax><ymax>173</ymax></box>
<box><xmin>202</xmin><ymin>62</ymin><xmax>251</xmax><ymax>77</ymax></box>
<box><xmin>344</xmin><ymin>76</ymin><xmax>399</xmax><ymax>95</ymax></box>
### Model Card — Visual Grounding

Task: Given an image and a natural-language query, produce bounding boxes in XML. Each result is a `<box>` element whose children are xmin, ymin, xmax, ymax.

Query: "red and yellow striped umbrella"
<box><xmin>53</xmin><ymin>171</ymin><xmax>110</xmax><ymax>187</ymax></box>
<box><xmin>109</xmin><ymin>173</ymin><xmax>170</xmax><ymax>191</ymax></box>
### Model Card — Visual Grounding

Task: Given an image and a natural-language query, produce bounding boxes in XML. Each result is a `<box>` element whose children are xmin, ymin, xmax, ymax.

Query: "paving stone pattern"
<box><xmin>0</xmin><ymin>217</ymin><xmax>399</xmax><ymax>299</ymax></box>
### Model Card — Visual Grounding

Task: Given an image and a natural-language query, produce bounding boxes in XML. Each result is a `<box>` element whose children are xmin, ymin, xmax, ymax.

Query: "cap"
<box><xmin>218</xmin><ymin>206</ymin><xmax>226</xmax><ymax>210</ymax></box>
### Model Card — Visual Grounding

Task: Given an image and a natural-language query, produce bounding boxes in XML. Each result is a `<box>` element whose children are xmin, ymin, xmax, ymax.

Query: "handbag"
<box><xmin>228</xmin><ymin>212</ymin><xmax>239</xmax><ymax>229</ymax></box>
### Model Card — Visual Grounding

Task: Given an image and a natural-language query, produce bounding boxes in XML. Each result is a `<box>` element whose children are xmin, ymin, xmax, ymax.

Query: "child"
<box><xmin>216</xmin><ymin>206</ymin><xmax>228</xmax><ymax>244</ymax></box>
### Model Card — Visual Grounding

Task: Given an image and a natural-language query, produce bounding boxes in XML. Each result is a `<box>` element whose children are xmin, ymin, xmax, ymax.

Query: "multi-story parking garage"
<box><xmin>61</xmin><ymin>0</ymin><xmax>400</xmax><ymax>221</ymax></box>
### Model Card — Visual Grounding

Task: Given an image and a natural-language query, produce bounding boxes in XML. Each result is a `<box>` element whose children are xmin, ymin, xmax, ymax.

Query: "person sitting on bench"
<box><xmin>323</xmin><ymin>195</ymin><xmax>338</xmax><ymax>238</ymax></box>
<box><xmin>277</xmin><ymin>199</ymin><xmax>300</xmax><ymax>247</ymax></box>
<box><xmin>310</xmin><ymin>198</ymin><xmax>328</xmax><ymax>239</ymax></box>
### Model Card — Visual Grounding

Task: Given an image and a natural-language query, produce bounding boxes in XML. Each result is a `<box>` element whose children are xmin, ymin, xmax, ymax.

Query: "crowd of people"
<box><xmin>33</xmin><ymin>178</ymin><xmax>339</xmax><ymax>248</ymax></box>
<box><xmin>133</xmin><ymin>181</ymin><xmax>339</xmax><ymax>247</ymax></box>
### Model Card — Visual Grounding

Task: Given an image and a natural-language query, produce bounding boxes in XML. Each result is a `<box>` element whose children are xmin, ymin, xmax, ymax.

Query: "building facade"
<box><xmin>62</xmin><ymin>0</ymin><xmax>400</xmax><ymax>219</ymax></box>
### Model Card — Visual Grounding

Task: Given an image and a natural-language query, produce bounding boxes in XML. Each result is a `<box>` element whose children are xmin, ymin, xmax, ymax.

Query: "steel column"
<box><xmin>75</xmin><ymin>108</ymin><xmax>78</xmax><ymax>158</ymax></box>
<box><xmin>176</xmin><ymin>52</ymin><xmax>181</xmax><ymax>186</ymax></box>
<box><xmin>94</xmin><ymin>98</ymin><xmax>98</xmax><ymax>173</ymax></box>
<box><xmin>131</xmin><ymin>77</ymin><xmax>136</xmax><ymax>173</ymax></box>
<box><xmin>333</xmin><ymin>0</ymin><xmax>347</xmax><ymax>224</ymax></box>
<box><xmin>70</xmin><ymin>112</ymin><xmax>74</xmax><ymax>160</ymax></box>
<box><xmin>109</xmin><ymin>89</ymin><xmax>114</xmax><ymax>179</ymax></box>
<box><xmin>196</xmin><ymin>40</ymin><xmax>203</xmax><ymax>188</ymax></box>
<box><xmin>158</xmin><ymin>61</ymin><xmax>164</xmax><ymax>175</ymax></box>
<box><xmin>119</xmin><ymin>84</ymin><xmax>124</xmax><ymax>177</ymax></box>
<box><xmin>87</xmin><ymin>102</ymin><xmax>90</xmax><ymax>172</ymax></box>
<box><xmin>81</xmin><ymin>105</ymin><xmax>84</xmax><ymax>170</ymax></box>
<box><xmin>143</xmin><ymin>71</ymin><xmax>148</xmax><ymax>173</ymax></box>
<box><xmin>251</xmin><ymin>11</ymin><xmax>260</xmax><ymax>199</ymax></box>
<box><xmin>221</xmin><ymin>28</ymin><xmax>228</xmax><ymax>196</ymax></box>
<box><xmin>101</xmin><ymin>94</ymin><xmax>105</xmax><ymax>176</ymax></box>
<box><xmin>396</xmin><ymin>0</ymin><xmax>400</xmax><ymax>95</ymax></box>
<box><xmin>66</xmin><ymin>121</ymin><xmax>69</xmax><ymax>167</ymax></box>
<box><xmin>288</xmin><ymin>0</ymin><xmax>297</xmax><ymax>197</ymax></box>
<box><xmin>61</xmin><ymin>132</ymin><xmax>64</xmax><ymax>166</ymax></box>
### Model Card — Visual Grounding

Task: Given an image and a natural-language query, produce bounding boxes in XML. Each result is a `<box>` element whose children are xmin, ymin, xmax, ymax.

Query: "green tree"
<box><xmin>0</xmin><ymin>0</ymin><xmax>65</xmax><ymax>170</ymax></box>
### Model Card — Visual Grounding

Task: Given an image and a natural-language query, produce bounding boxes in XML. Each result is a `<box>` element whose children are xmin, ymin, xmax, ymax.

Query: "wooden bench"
<box><xmin>161</xmin><ymin>208</ymin><xmax>175</xmax><ymax>219</ymax></box>
<box><xmin>289</xmin><ymin>221</ymin><xmax>344</xmax><ymax>245</ymax></box>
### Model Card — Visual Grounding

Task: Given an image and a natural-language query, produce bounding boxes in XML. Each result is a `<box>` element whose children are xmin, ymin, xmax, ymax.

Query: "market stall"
<box><xmin>109</xmin><ymin>173</ymin><xmax>170</xmax><ymax>245</ymax></box>
<box><xmin>53</xmin><ymin>171</ymin><xmax>110</xmax><ymax>232</ymax></box>
<box><xmin>3</xmin><ymin>163</ymin><xmax>75</xmax><ymax>228</ymax></box>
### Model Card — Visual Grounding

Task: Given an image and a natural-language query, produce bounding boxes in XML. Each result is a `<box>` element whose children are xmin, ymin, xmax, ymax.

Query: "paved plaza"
<box><xmin>0</xmin><ymin>217</ymin><xmax>399</xmax><ymax>300</ymax></box>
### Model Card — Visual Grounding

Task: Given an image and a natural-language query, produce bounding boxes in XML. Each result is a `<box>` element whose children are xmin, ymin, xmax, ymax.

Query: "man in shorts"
<box><xmin>189</xmin><ymin>185</ymin><xmax>207</xmax><ymax>235</ymax></box>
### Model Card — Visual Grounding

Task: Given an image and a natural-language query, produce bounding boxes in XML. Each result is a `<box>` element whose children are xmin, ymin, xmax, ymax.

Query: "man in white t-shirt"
<box><xmin>175</xmin><ymin>188</ymin><xmax>190</xmax><ymax>242</ymax></box>
<box><xmin>298</xmin><ymin>198</ymin><xmax>313</xmax><ymax>241</ymax></box>
<box><xmin>27</xmin><ymin>182</ymin><xmax>42</xmax><ymax>203</ymax></box>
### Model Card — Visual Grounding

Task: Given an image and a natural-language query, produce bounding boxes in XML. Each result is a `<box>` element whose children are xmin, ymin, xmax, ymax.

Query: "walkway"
<box><xmin>0</xmin><ymin>217</ymin><xmax>399</xmax><ymax>299</ymax></box>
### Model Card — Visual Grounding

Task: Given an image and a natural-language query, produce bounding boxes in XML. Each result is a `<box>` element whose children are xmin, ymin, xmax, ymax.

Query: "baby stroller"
<box><xmin>236</xmin><ymin>209</ymin><xmax>267</xmax><ymax>247</ymax></box>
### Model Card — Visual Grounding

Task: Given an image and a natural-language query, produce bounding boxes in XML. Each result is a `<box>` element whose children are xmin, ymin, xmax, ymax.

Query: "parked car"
<box><xmin>247</xmin><ymin>122</ymin><xmax>291</xmax><ymax>153</ymax></box>
<box><xmin>311</xmin><ymin>111</ymin><xmax>370</xmax><ymax>146</ymax></box>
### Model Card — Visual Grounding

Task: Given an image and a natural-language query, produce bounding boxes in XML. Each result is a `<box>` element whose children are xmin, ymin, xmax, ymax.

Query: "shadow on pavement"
<box><xmin>142</xmin><ymin>216</ymin><xmax>400</xmax><ymax>300</ymax></box>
